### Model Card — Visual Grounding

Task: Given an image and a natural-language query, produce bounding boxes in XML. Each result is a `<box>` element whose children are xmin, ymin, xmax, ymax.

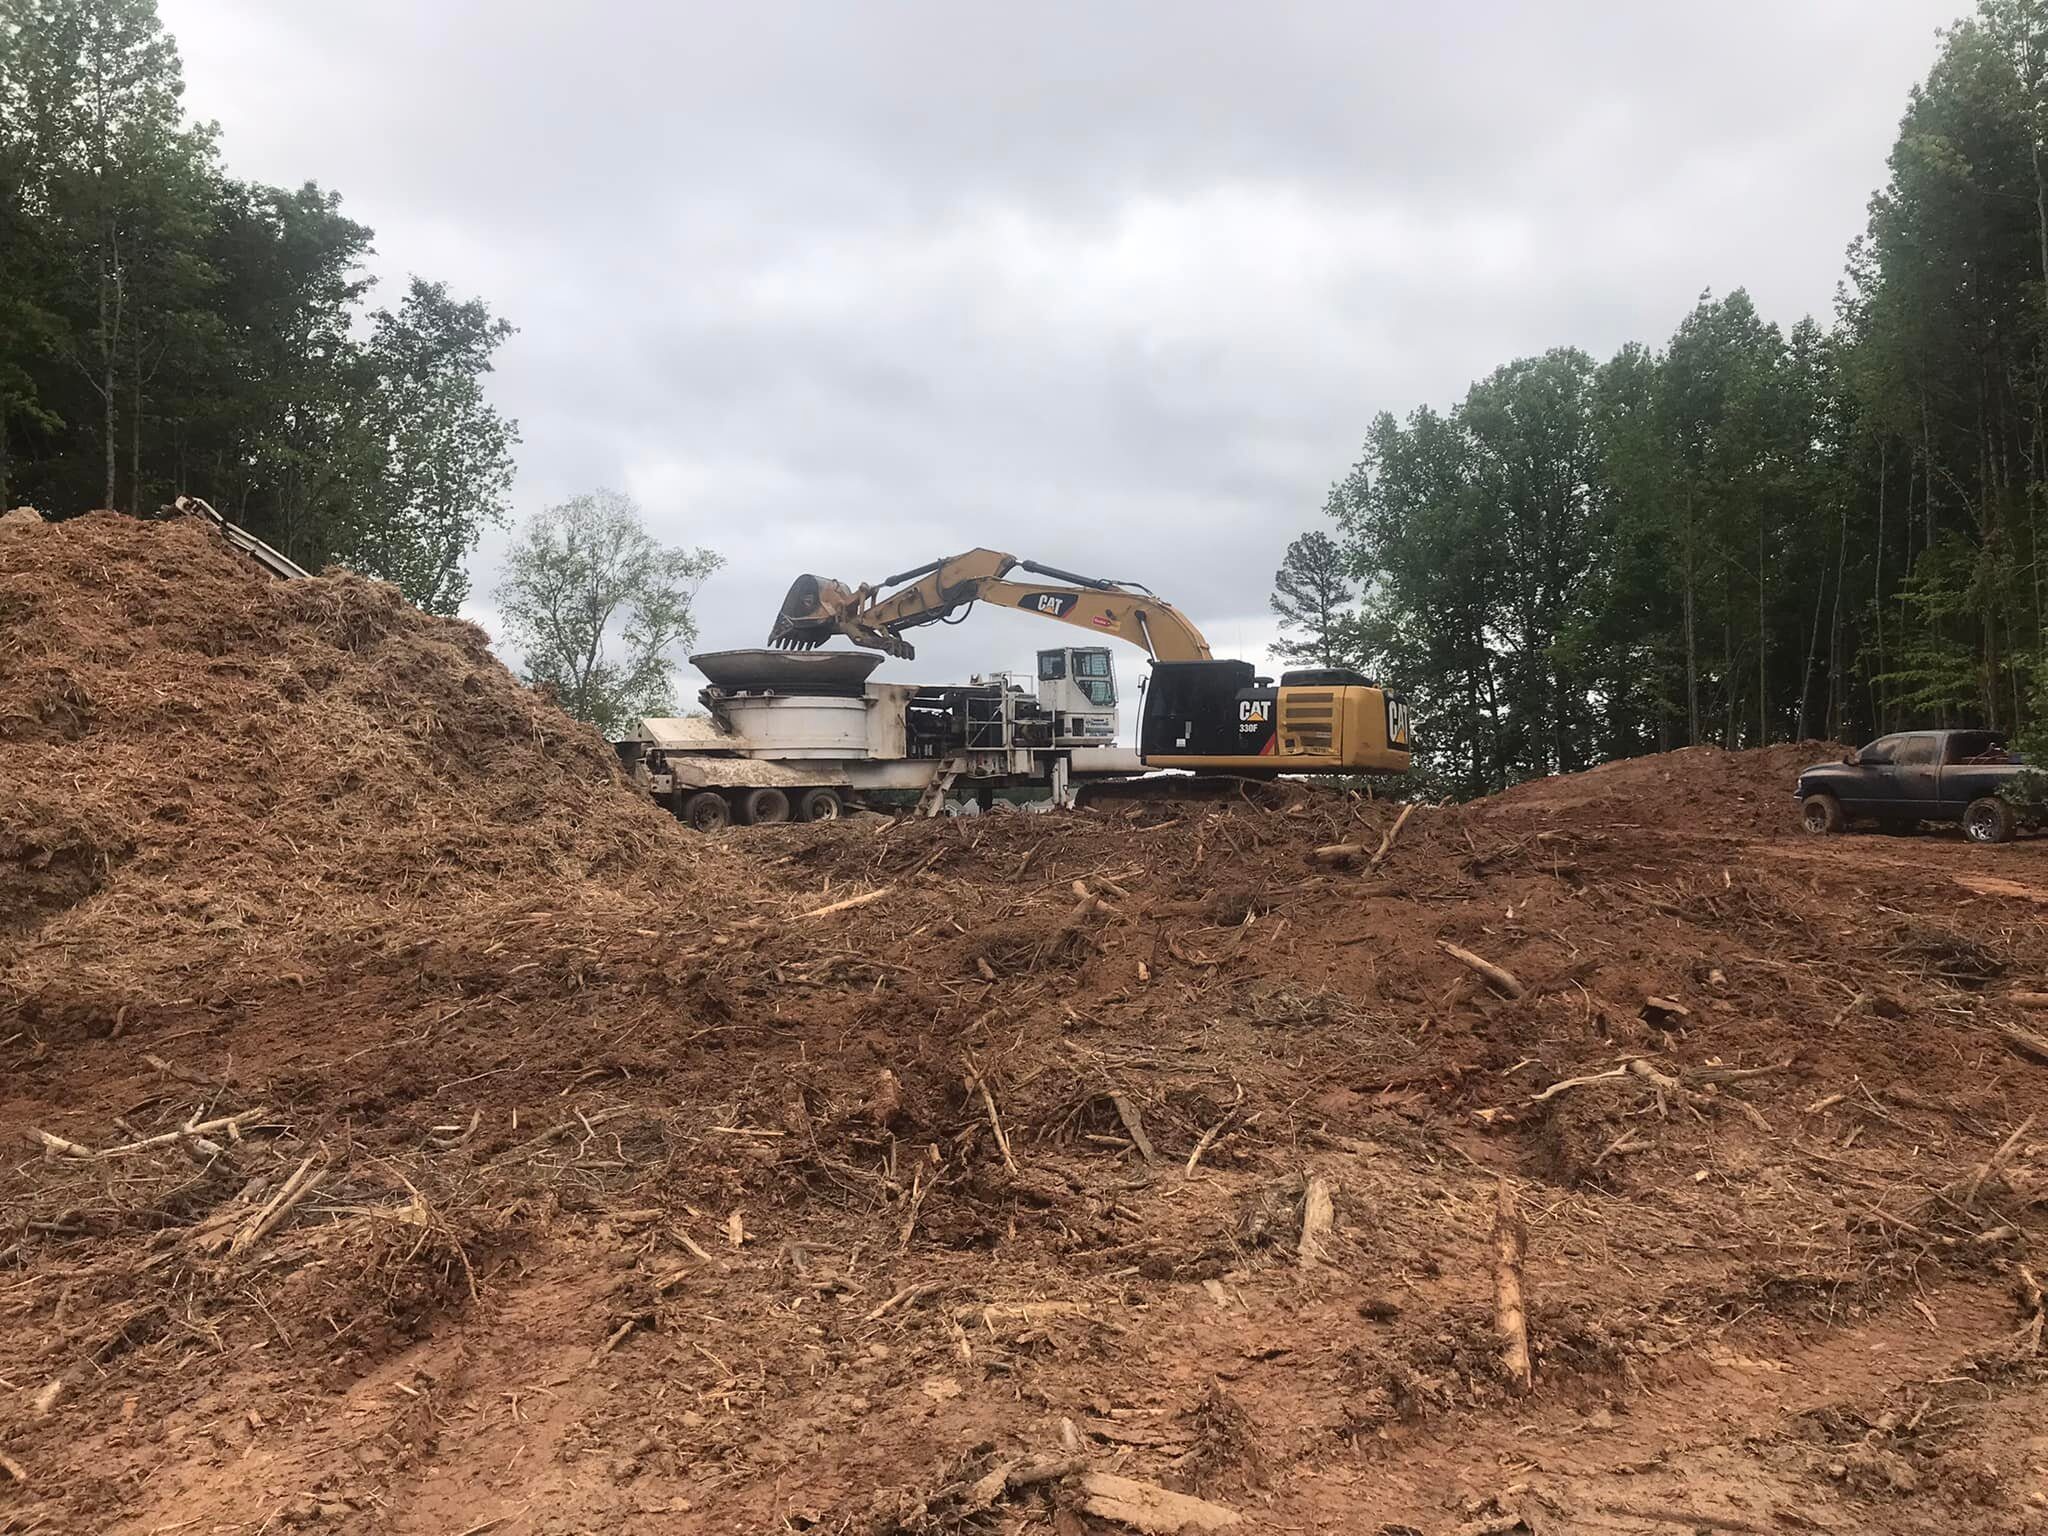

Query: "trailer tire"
<box><xmin>797</xmin><ymin>787</ymin><xmax>844</xmax><ymax>822</ymax></box>
<box><xmin>740</xmin><ymin>787</ymin><xmax>791</xmax><ymax>825</ymax></box>
<box><xmin>1965</xmin><ymin>795</ymin><xmax>2015</xmax><ymax>844</ymax></box>
<box><xmin>680</xmin><ymin>790</ymin><xmax>731</xmax><ymax>833</ymax></box>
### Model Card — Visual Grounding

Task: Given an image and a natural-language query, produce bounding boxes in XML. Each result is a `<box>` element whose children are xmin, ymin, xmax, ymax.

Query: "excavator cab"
<box><xmin>1036</xmin><ymin>646</ymin><xmax>1118</xmax><ymax>746</ymax></box>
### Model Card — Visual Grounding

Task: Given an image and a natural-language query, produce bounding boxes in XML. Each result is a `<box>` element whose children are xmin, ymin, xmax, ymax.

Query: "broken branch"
<box><xmin>1439</xmin><ymin>941</ymin><xmax>1524</xmax><ymax>999</ymax></box>
<box><xmin>1370</xmin><ymin>802</ymin><xmax>1416</xmax><ymax>868</ymax></box>
<box><xmin>795</xmin><ymin>885</ymin><xmax>895</xmax><ymax>920</ymax></box>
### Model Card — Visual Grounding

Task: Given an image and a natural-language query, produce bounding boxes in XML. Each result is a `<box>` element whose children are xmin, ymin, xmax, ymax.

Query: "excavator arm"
<box><xmin>770</xmin><ymin>548</ymin><xmax>1213</xmax><ymax>662</ymax></box>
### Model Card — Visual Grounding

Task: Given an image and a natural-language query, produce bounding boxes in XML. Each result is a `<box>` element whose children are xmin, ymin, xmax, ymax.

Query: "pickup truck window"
<box><xmin>1946</xmin><ymin>730</ymin><xmax>2013</xmax><ymax>764</ymax></box>
<box><xmin>1893</xmin><ymin>736</ymin><xmax>1938</xmax><ymax>766</ymax></box>
<box><xmin>1862</xmin><ymin>734</ymin><xmax>1906</xmax><ymax>762</ymax></box>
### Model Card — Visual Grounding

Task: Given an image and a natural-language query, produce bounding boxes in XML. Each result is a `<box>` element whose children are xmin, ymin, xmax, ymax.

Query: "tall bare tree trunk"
<box><xmin>1757</xmin><ymin>510</ymin><xmax>1768</xmax><ymax>746</ymax></box>
<box><xmin>1873</xmin><ymin>443</ymin><xmax>1887</xmax><ymax>730</ymax></box>
<box><xmin>130</xmin><ymin>348</ymin><xmax>143</xmax><ymax>514</ymax></box>
<box><xmin>99</xmin><ymin>255</ymin><xmax>118</xmax><ymax>510</ymax></box>
<box><xmin>1828</xmin><ymin>496</ymin><xmax>1849</xmax><ymax>739</ymax></box>
<box><xmin>1683</xmin><ymin>489</ymin><xmax>1699</xmax><ymax>746</ymax></box>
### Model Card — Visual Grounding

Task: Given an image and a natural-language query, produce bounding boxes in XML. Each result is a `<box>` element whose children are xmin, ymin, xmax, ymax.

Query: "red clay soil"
<box><xmin>5</xmin><ymin>514</ymin><xmax>2048</xmax><ymax>1536</ymax></box>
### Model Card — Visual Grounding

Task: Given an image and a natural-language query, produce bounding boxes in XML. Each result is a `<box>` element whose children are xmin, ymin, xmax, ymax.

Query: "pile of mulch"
<box><xmin>1472</xmin><ymin>740</ymin><xmax>1845</xmax><ymax>837</ymax></box>
<box><xmin>0</xmin><ymin>511</ymin><xmax>714</xmax><ymax>1024</ymax></box>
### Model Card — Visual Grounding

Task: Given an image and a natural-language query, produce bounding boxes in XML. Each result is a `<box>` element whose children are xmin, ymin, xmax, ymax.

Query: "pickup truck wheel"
<box><xmin>1800</xmin><ymin>793</ymin><xmax>1843</xmax><ymax>835</ymax></box>
<box><xmin>1965</xmin><ymin>795</ymin><xmax>2015</xmax><ymax>844</ymax></box>
<box><xmin>680</xmin><ymin>790</ymin><xmax>730</xmax><ymax>833</ymax></box>
<box><xmin>740</xmin><ymin>787</ymin><xmax>791</xmax><ymax>825</ymax></box>
<box><xmin>797</xmin><ymin>787</ymin><xmax>844</xmax><ymax>822</ymax></box>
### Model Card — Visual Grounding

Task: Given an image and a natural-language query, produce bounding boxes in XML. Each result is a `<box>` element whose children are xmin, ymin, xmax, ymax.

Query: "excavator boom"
<box><xmin>769</xmin><ymin>548</ymin><xmax>1212</xmax><ymax>662</ymax></box>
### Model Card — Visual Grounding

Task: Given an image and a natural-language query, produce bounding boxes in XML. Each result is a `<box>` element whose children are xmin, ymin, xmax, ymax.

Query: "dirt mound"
<box><xmin>0</xmin><ymin>512</ymin><xmax>705</xmax><ymax>1024</ymax></box>
<box><xmin>6</xmin><ymin>661</ymin><xmax>2048</xmax><ymax>1536</ymax></box>
<box><xmin>1475</xmin><ymin>739</ymin><xmax>1844</xmax><ymax>835</ymax></box>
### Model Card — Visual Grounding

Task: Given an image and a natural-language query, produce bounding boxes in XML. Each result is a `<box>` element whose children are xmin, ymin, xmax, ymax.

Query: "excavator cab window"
<box><xmin>1073</xmin><ymin>647</ymin><xmax>1115</xmax><ymax>707</ymax></box>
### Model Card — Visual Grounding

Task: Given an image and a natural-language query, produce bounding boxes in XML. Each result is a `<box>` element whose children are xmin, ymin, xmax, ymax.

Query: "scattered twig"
<box><xmin>230</xmin><ymin>1154</ymin><xmax>324</xmax><ymax>1257</ymax></box>
<box><xmin>972</xmin><ymin>1072</ymin><xmax>1018</xmax><ymax>1172</ymax></box>
<box><xmin>1185</xmin><ymin>1117</ymin><xmax>1230</xmax><ymax>1177</ymax></box>
<box><xmin>28</xmin><ymin>1107</ymin><xmax>270</xmax><ymax>1161</ymax></box>
<box><xmin>1527</xmin><ymin>1064</ymin><xmax>1629</xmax><ymax>1103</ymax></box>
<box><xmin>1370</xmin><ymin>802</ymin><xmax>1416</xmax><ymax>869</ymax></box>
<box><xmin>589</xmin><ymin>1315</ymin><xmax>644</xmax><ymax>1365</ymax></box>
<box><xmin>1591</xmin><ymin>1131</ymin><xmax>1646</xmax><ymax>1167</ymax></box>
<box><xmin>489</xmin><ymin>1105</ymin><xmax>633</xmax><ymax>1166</ymax></box>
<box><xmin>795</xmin><ymin>886</ymin><xmax>895</xmax><ymax>920</ymax></box>
<box><xmin>864</xmin><ymin>1281</ymin><xmax>940</xmax><ymax>1323</ymax></box>
<box><xmin>1963</xmin><ymin>1112</ymin><xmax>2038</xmax><ymax>1206</ymax></box>
<box><xmin>1439</xmin><ymin>941</ymin><xmax>1524</xmax><ymax>999</ymax></box>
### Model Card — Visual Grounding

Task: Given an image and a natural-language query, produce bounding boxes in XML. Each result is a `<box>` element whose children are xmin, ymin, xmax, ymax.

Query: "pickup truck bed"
<box><xmin>1794</xmin><ymin>729</ymin><xmax>2024</xmax><ymax>843</ymax></box>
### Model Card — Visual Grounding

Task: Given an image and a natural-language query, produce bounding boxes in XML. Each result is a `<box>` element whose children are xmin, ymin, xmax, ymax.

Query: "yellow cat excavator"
<box><xmin>770</xmin><ymin>548</ymin><xmax>1412</xmax><ymax>776</ymax></box>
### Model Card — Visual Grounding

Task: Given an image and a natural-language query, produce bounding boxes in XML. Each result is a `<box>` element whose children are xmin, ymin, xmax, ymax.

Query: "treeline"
<box><xmin>0</xmin><ymin>0</ymin><xmax>517</xmax><ymax>613</ymax></box>
<box><xmin>1280</xmin><ymin>0</ymin><xmax>2048</xmax><ymax>796</ymax></box>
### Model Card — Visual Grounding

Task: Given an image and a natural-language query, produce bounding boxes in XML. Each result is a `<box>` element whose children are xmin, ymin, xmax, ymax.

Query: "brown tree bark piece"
<box><xmin>1076</xmin><ymin>1471</ymin><xmax>1240</xmax><ymax>1531</ymax></box>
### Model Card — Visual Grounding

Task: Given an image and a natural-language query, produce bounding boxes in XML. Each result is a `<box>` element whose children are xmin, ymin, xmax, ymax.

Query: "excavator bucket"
<box><xmin>768</xmin><ymin>574</ymin><xmax>856</xmax><ymax>651</ymax></box>
<box><xmin>769</xmin><ymin>573</ymin><xmax>917</xmax><ymax>657</ymax></box>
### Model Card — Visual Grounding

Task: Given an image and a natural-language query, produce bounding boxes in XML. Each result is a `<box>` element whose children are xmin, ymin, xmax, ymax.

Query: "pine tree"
<box><xmin>1268</xmin><ymin>530</ymin><xmax>1358</xmax><ymax>669</ymax></box>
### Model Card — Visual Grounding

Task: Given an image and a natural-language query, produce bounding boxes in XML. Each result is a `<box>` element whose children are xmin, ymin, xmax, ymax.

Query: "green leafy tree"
<box><xmin>342</xmin><ymin>279</ymin><xmax>519</xmax><ymax>614</ymax></box>
<box><xmin>1268</xmin><ymin>530</ymin><xmax>1359</xmax><ymax>668</ymax></box>
<box><xmin>496</xmin><ymin>490</ymin><xmax>724</xmax><ymax>736</ymax></box>
<box><xmin>0</xmin><ymin>0</ymin><xmax>519</xmax><ymax>609</ymax></box>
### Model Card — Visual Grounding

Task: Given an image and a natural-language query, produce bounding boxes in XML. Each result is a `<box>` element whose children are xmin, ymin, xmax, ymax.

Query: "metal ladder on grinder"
<box><xmin>917</xmin><ymin>757</ymin><xmax>967</xmax><ymax>818</ymax></box>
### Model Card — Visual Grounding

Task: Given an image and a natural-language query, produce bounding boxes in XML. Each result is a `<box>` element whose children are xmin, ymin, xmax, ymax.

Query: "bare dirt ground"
<box><xmin>6</xmin><ymin>515</ymin><xmax>2048</xmax><ymax>1535</ymax></box>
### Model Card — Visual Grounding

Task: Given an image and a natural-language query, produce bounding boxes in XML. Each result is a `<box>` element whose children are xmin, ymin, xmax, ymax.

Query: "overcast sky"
<box><xmin>159</xmin><ymin>0</ymin><xmax>1963</xmax><ymax>715</ymax></box>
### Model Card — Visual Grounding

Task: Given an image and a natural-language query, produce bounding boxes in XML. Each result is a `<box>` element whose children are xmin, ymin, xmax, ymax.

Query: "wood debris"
<box><xmin>1297</xmin><ymin>1174</ymin><xmax>1334</xmax><ymax>1265</ymax></box>
<box><xmin>1076</xmin><ymin>1471</ymin><xmax>1240</xmax><ymax>1531</ymax></box>
<box><xmin>1492</xmin><ymin>1180</ymin><xmax>1532</xmax><ymax>1394</ymax></box>
<box><xmin>1439</xmin><ymin>940</ymin><xmax>1525</xmax><ymax>998</ymax></box>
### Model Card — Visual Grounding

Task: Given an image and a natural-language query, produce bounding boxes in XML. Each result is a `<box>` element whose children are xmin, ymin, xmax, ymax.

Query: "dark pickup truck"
<box><xmin>1796</xmin><ymin>729</ymin><xmax>2025</xmax><ymax>843</ymax></box>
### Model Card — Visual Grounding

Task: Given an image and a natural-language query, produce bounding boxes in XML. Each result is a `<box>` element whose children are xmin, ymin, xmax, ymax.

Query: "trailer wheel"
<box><xmin>680</xmin><ymin>790</ymin><xmax>730</xmax><ymax>833</ymax></box>
<box><xmin>797</xmin><ymin>787</ymin><xmax>844</xmax><ymax>822</ymax></box>
<box><xmin>1965</xmin><ymin>795</ymin><xmax>2015</xmax><ymax>844</ymax></box>
<box><xmin>740</xmin><ymin>787</ymin><xmax>791</xmax><ymax>825</ymax></box>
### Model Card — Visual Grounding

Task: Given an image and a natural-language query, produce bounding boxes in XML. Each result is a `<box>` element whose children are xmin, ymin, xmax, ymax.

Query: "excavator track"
<box><xmin>1073</xmin><ymin>774</ymin><xmax>1320</xmax><ymax>812</ymax></box>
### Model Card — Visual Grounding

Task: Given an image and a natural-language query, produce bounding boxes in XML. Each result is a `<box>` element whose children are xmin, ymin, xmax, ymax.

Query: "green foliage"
<box><xmin>1304</xmin><ymin>0</ymin><xmax>2048</xmax><ymax>795</ymax></box>
<box><xmin>495</xmin><ymin>490</ymin><xmax>724</xmax><ymax>737</ymax></box>
<box><xmin>0</xmin><ymin>0</ymin><xmax>517</xmax><ymax>609</ymax></box>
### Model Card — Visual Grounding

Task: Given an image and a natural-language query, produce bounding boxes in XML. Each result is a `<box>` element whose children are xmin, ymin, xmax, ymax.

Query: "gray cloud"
<box><xmin>159</xmin><ymin>0</ymin><xmax>1962</xmax><ymax>708</ymax></box>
